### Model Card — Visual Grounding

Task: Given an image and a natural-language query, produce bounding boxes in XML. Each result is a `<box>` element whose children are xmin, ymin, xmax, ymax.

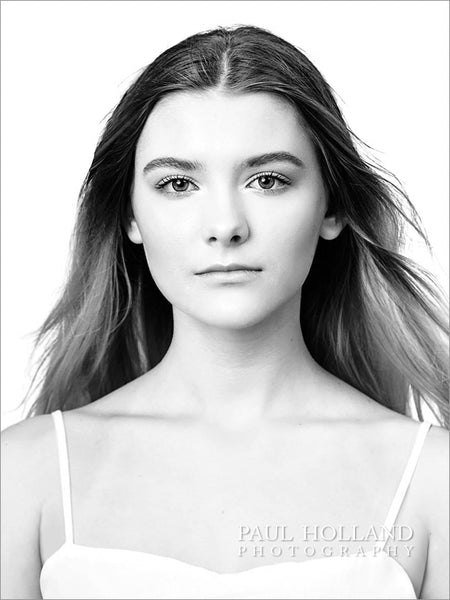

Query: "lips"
<box><xmin>196</xmin><ymin>263</ymin><xmax>262</xmax><ymax>275</ymax></box>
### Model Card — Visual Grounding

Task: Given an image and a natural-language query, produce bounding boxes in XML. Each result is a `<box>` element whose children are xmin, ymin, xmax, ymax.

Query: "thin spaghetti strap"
<box><xmin>51</xmin><ymin>410</ymin><xmax>74</xmax><ymax>544</ymax></box>
<box><xmin>375</xmin><ymin>421</ymin><xmax>432</xmax><ymax>552</ymax></box>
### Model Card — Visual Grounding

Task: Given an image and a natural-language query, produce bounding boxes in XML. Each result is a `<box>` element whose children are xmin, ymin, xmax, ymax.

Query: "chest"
<box><xmin>41</xmin><ymin>425</ymin><xmax>422</xmax><ymax>563</ymax></box>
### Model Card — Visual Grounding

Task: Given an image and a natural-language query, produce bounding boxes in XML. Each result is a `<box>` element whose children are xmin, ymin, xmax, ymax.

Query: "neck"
<box><xmin>149</xmin><ymin>298</ymin><xmax>323</xmax><ymax>431</ymax></box>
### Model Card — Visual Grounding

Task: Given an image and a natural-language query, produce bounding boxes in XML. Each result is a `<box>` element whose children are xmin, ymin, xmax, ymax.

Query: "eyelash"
<box><xmin>154</xmin><ymin>171</ymin><xmax>292</xmax><ymax>195</ymax></box>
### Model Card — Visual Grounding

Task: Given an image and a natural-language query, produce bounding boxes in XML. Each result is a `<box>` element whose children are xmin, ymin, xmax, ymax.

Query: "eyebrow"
<box><xmin>142</xmin><ymin>151</ymin><xmax>304</xmax><ymax>175</ymax></box>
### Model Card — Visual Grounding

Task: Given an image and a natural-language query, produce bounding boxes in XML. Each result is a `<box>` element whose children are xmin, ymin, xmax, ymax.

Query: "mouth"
<box><xmin>198</xmin><ymin>269</ymin><xmax>262</xmax><ymax>274</ymax></box>
<box><xmin>195</xmin><ymin>269</ymin><xmax>262</xmax><ymax>283</ymax></box>
<box><xmin>195</xmin><ymin>264</ymin><xmax>262</xmax><ymax>275</ymax></box>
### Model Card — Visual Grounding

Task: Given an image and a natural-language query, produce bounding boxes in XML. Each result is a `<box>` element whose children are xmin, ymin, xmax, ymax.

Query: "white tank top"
<box><xmin>40</xmin><ymin>410</ymin><xmax>431</xmax><ymax>599</ymax></box>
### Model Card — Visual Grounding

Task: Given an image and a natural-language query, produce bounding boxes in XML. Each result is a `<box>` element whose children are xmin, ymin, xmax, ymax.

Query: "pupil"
<box><xmin>259</xmin><ymin>176</ymin><xmax>274</xmax><ymax>189</ymax></box>
<box><xmin>172</xmin><ymin>179</ymin><xmax>188</xmax><ymax>191</ymax></box>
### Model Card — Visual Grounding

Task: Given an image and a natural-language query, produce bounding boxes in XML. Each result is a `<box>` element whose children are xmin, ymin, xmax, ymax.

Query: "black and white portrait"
<box><xmin>1</xmin><ymin>2</ymin><xmax>449</xmax><ymax>599</ymax></box>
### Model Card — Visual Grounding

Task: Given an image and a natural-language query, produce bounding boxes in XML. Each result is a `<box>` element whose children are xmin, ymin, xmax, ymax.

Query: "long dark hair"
<box><xmin>23</xmin><ymin>25</ymin><xmax>448</xmax><ymax>426</ymax></box>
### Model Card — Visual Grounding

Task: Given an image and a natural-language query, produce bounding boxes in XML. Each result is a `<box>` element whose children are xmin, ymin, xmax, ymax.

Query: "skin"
<box><xmin>127</xmin><ymin>90</ymin><xmax>344</xmax><ymax>429</ymax></box>
<box><xmin>1</xmin><ymin>90</ymin><xmax>448</xmax><ymax>600</ymax></box>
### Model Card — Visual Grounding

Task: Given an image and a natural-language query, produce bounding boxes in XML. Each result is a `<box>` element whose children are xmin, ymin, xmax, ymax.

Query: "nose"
<box><xmin>201</xmin><ymin>186</ymin><xmax>250</xmax><ymax>247</ymax></box>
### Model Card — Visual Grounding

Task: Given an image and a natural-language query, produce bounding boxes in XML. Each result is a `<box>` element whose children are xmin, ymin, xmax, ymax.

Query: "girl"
<box><xmin>2</xmin><ymin>25</ymin><xmax>448</xmax><ymax>600</ymax></box>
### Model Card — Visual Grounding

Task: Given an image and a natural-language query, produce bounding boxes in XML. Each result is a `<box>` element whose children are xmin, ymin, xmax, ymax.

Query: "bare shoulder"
<box><xmin>413</xmin><ymin>423</ymin><xmax>449</xmax><ymax>599</ymax></box>
<box><xmin>403</xmin><ymin>421</ymin><xmax>449</xmax><ymax>504</ymax></box>
<box><xmin>422</xmin><ymin>421</ymin><xmax>449</xmax><ymax>457</ymax></box>
<box><xmin>1</xmin><ymin>413</ymin><xmax>58</xmax><ymax>599</ymax></box>
<box><xmin>1</xmin><ymin>412</ymin><xmax>59</xmax><ymax>521</ymax></box>
<box><xmin>422</xmin><ymin>422</ymin><xmax>449</xmax><ymax>464</ymax></box>
<box><xmin>416</xmin><ymin>423</ymin><xmax>449</xmax><ymax>523</ymax></box>
<box><xmin>2</xmin><ymin>412</ymin><xmax>58</xmax><ymax>476</ymax></box>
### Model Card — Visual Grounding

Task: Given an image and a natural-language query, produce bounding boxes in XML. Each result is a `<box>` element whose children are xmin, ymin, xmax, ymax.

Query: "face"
<box><xmin>129</xmin><ymin>90</ymin><xmax>342</xmax><ymax>329</ymax></box>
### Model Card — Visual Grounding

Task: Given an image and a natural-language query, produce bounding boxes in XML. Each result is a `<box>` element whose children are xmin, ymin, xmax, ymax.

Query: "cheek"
<box><xmin>136</xmin><ymin>215</ymin><xmax>191</xmax><ymax>301</ymax></box>
<box><xmin>294</xmin><ymin>218</ymin><xmax>321</xmax><ymax>268</ymax></box>
<box><xmin>269</xmin><ymin>204</ymin><xmax>323</xmax><ymax>288</ymax></box>
<box><xmin>133</xmin><ymin>197</ymin><xmax>183</xmax><ymax>261</ymax></box>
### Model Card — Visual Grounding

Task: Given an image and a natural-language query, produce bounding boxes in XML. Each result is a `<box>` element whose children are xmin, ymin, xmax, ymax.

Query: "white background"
<box><xmin>1</xmin><ymin>0</ymin><xmax>448</xmax><ymax>430</ymax></box>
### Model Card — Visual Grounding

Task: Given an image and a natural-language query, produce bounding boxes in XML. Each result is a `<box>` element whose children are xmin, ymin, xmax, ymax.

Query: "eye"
<box><xmin>155</xmin><ymin>175</ymin><xmax>199</xmax><ymax>194</ymax></box>
<box><xmin>155</xmin><ymin>171</ymin><xmax>292</xmax><ymax>195</ymax></box>
<box><xmin>247</xmin><ymin>171</ymin><xmax>291</xmax><ymax>192</ymax></box>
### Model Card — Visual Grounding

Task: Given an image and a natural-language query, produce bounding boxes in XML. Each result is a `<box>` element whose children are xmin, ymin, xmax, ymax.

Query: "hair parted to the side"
<box><xmin>22</xmin><ymin>25</ymin><xmax>448</xmax><ymax>427</ymax></box>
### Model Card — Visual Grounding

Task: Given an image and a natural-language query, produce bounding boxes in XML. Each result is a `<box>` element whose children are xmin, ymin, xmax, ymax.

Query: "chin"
<box><xmin>202</xmin><ymin>314</ymin><xmax>268</xmax><ymax>331</ymax></box>
<box><xmin>179</xmin><ymin>301</ymin><xmax>279</xmax><ymax>331</ymax></box>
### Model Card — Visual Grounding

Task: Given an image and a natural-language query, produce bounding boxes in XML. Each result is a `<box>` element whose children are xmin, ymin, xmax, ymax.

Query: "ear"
<box><xmin>125</xmin><ymin>203</ymin><xmax>143</xmax><ymax>244</ymax></box>
<box><xmin>319</xmin><ymin>211</ymin><xmax>345</xmax><ymax>241</ymax></box>
<box><xmin>127</xmin><ymin>217</ymin><xmax>143</xmax><ymax>244</ymax></box>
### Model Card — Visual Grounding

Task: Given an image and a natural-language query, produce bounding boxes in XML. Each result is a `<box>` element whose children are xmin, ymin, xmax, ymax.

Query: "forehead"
<box><xmin>135</xmin><ymin>90</ymin><xmax>315</xmax><ymax>164</ymax></box>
